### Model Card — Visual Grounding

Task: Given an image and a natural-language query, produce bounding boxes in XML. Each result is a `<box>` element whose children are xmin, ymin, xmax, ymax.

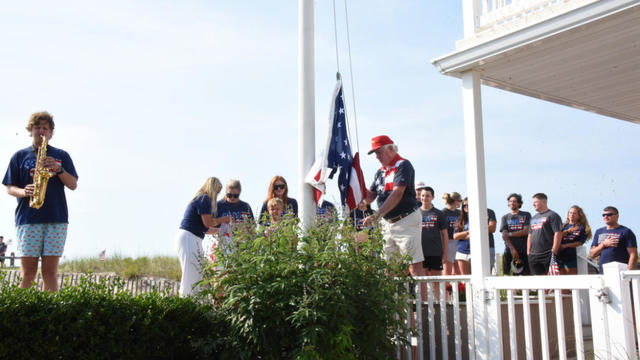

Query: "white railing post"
<box><xmin>463</xmin><ymin>0</ymin><xmax>482</xmax><ymax>36</ymax></box>
<box><xmin>602</xmin><ymin>262</ymin><xmax>637</xmax><ymax>360</ymax></box>
<box><xmin>577</xmin><ymin>246</ymin><xmax>591</xmax><ymax>325</ymax></box>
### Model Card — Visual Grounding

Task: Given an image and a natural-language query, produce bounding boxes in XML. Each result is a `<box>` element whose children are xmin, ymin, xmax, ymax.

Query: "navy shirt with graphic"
<box><xmin>350</xmin><ymin>207</ymin><xmax>374</xmax><ymax>231</ymax></box>
<box><xmin>369</xmin><ymin>155</ymin><xmax>419</xmax><ymax>220</ymax></box>
<box><xmin>500</xmin><ymin>211</ymin><xmax>531</xmax><ymax>254</ymax></box>
<box><xmin>591</xmin><ymin>225</ymin><xmax>637</xmax><ymax>273</ymax></box>
<box><xmin>316</xmin><ymin>201</ymin><xmax>336</xmax><ymax>222</ymax></box>
<box><xmin>3</xmin><ymin>145</ymin><xmax>78</xmax><ymax>226</ymax></box>
<box><xmin>180</xmin><ymin>194</ymin><xmax>213</xmax><ymax>239</ymax></box>
<box><xmin>420</xmin><ymin>207</ymin><xmax>448</xmax><ymax>257</ymax></box>
<box><xmin>557</xmin><ymin>223</ymin><xmax>587</xmax><ymax>263</ymax></box>
<box><xmin>217</xmin><ymin>199</ymin><xmax>254</xmax><ymax>224</ymax></box>
<box><xmin>529</xmin><ymin>209</ymin><xmax>563</xmax><ymax>255</ymax></box>
<box><xmin>442</xmin><ymin>208</ymin><xmax>460</xmax><ymax>240</ymax></box>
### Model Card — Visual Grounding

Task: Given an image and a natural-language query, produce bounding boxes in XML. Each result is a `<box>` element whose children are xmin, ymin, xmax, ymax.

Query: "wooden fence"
<box><xmin>0</xmin><ymin>270</ymin><xmax>180</xmax><ymax>296</ymax></box>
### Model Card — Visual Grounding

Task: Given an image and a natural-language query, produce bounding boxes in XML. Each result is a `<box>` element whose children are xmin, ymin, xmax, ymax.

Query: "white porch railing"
<box><xmin>467</xmin><ymin>0</ymin><xmax>597</xmax><ymax>33</ymax></box>
<box><xmin>397</xmin><ymin>262</ymin><xmax>640</xmax><ymax>360</ymax></box>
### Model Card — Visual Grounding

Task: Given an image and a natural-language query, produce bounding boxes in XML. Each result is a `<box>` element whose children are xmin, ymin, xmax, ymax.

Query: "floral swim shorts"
<box><xmin>16</xmin><ymin>223</ymin><xmax>68</xmax><ymax>257</ymax></box>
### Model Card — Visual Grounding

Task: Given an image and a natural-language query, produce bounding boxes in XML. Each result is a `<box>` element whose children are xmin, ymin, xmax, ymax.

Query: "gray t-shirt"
<box><xmin>529</xmin><ymin>209</ymin><xmax>563</xmax><ymax>255</ymax></box>
<box><xmin>500</xmin><ymin>211</ymin><xmax>531</xmax><ymax>254</ymax></box>
<box><xmin>420</xmin><ymin>207</ymin><xmax>448</xmax><ymax>257</ymax></box>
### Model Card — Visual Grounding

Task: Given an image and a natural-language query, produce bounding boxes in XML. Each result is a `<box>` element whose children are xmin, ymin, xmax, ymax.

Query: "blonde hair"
<box><xmin>563</xmin><ymin>205</ymin><xmax>593</xmax><ymax>240</ymax></box>
<box><xmin>267</xmin><ymin>197</ymin><xmax>284</xmax><ymax>211</ymax></box>
<box><xmin>192</xmin><ymin>177</ymin><xmax>223</xmax><ymax>215</ymax></box>
<box><xmin>442</xmin><ymin>192</ymin><xmax>462</xmax><ymax>205</ymax></box>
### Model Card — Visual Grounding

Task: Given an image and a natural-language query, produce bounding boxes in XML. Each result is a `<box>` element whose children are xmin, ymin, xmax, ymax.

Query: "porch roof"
<box><xmin>431</xmin><ymin>1</ymin><xmax>640</xmax><ymax>124</ymax></box>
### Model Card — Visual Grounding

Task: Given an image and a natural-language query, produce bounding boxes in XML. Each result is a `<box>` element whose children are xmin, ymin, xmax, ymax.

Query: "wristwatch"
<box><xmin>56</xmin><ymin>167</ymin><xmax>65</xmax><ymax>175</ymax></box>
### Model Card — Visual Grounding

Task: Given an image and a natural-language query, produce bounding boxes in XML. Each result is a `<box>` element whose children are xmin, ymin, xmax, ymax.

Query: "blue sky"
<box><xmin>1</xmin><ymin>1</ymin><xmax>638</xmax><ymax>260</ymax></box>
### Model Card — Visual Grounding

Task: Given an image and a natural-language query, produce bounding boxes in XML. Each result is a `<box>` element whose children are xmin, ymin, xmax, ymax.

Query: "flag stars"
<box><xmin>339</xmin><ymin>107</ymin><xmax>344</xmax><ymax>114</ymax></box>
<box><xmin>340</xmin><ymin>152</ymin><xmax>346</xmax><ymax>159</ymax></box>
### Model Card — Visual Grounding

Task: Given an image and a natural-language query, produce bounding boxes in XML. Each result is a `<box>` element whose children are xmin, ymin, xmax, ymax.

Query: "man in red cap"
<box><xmin>362</xmin><ymin>135</ymin><xmax>425</xmax><ymax>276</ymax></box>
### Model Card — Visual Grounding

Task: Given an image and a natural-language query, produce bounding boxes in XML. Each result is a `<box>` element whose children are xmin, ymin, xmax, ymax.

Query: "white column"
<box><xmin>298</xmin><ymin>0</ymin><xmax>315</xmax><ymax>229</ymax></box>
<box><xmin>461</xmin><ymin>70</ymin><xmax>495</xmax><ymax>359</ymax></box>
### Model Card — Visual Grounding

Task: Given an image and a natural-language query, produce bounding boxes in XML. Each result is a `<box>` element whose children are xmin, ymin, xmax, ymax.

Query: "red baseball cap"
<box><xmin>368</xmin><ymin>135</ymin><xmax>394</xmax><ymax>154</ymax></box>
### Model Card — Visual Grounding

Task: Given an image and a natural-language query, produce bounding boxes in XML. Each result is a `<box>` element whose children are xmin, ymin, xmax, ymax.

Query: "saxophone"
<box><xmin>29</xmin><ymin>135</ymin><xmax>53</xmax><ymax>209</ymax></box>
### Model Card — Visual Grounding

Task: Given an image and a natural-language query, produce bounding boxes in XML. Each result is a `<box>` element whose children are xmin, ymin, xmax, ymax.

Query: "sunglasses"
<box><xmin>602</xmin><ymin>213</ymin><xmax>617</xmax><ymax>217</ymax></box>
<box><xmin>226</xmin><ymin>193</ymin><xmax>240</xmax><ymax>199</ymax></box>
<box><xmin>274</xmin><ymin>184</ymin><xmax>286</xmax><ymax>190</ymax></box>
<box><xmin>463</xmin><ymin>204</ymin><xmax>468</xmax><ymax>208</ymax></box>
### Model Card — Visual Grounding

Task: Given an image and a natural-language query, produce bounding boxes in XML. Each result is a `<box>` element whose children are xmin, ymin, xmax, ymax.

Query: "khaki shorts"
<box><xmin>446</xmin><ymin>239</ymin><xmax>459</xmax><ymax>263</ymax></box>
<box><xmin>380</xmin><ymin>209</ymin><xmax>424</xmax><ymax>264</ymax></box>
<box><xmin>455</xmin><ymin>252</ymin><xmax>472</xmax><ymax>262</ymax></box>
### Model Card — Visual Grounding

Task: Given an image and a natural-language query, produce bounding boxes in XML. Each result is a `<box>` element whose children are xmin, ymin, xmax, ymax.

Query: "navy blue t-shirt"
<box><xmin>557</xmin><ymin>223</ymin><xmax>587</xmax><ymax>263</ymax></box>
<box><xmin>217</xmin><ymin>199</ymin><xmax>254</xmax><ymax>223</ymax></box>
<box><xmin>3</xmin><ymin>145</ymin><xmax>78</xmax><ymax>226</ymax></box>
<box><xmin>456</xmin><ymin>222</ymin><xmax>471</xmax><ymax>255</ymax></box>
<box><xmin>259</xmin><ymin>197</ymin><xmax>298</xmax><ymax>225</ymax></box>
<box><xmin>442</xmin><ymin>208</ymin><xmax>460</xmax><ymax>240</ymax></box>
<box><xmin>179</xmin><ymin>194</ymin><xmax>213</xmax><ymax>239</ymax></box>
<box><xmin>349</xmin><ymin>207</ymin><xmax>374</xmax><ymax>231</ymax></box>
<box><xmin>591</xmin><ymin>225</ymin><xmax>637</xmax><ymax>273</ymax></box>
<box><xmin>369</xmin><ymin>155</ymin><xmax>419</xmax><ymax>220</ymax></box>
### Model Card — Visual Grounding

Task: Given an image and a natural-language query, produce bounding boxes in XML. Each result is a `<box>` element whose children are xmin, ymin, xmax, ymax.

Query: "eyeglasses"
<box><xmin>274</xmin><ymin>184</ymin><xmax>286</xmax><ymax>190</ymax></box>
<box><xmin>602</xmin><ymin>213</ymin><xmax>617</xmax><ymax>217</ymax></box>
<box><xmin>226</xmin><ymin>193</ymin><xmax>240</xmax><ymax>199</ymax></box>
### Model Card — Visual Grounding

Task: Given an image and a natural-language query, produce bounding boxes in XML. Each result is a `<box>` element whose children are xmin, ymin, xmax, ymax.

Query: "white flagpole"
<box><xmin>298</xmin><ymin>0</ymin><xmax>315</xmax><ymax>229</ymax></box>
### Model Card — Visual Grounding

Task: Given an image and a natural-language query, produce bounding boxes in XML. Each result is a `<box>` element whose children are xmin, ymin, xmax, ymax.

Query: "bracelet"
<box><xmin>56</xmin><ymin>167</ymin><xmax>64</xmax><ymax>175</ymax></box>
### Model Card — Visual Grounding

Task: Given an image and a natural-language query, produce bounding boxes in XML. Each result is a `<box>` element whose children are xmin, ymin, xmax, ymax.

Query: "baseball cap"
<box><xmin>368</xmin><ymin>135</ymin><xmax>394</xmax><ymax>155</ymax></box>
<box><xmin>511</xmin><ymin>259</ymin><xmax>525</xmax><ymax>274</ymax></box>
<box><xmin>416</xmin><ymin>181</ymin><xmax>427</xmax><ymax>190</ymax></box>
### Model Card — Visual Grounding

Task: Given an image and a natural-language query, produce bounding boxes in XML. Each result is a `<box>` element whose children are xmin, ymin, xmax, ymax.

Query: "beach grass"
<box><xmin>58</xmin><ymin>254</ymin><xmax>181</xmax><ymax>281</ymax></box>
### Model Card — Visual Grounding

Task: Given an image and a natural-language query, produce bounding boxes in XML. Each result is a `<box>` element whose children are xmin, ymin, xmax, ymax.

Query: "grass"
<box><xmin>58</xmin><ymin>255</ymin><xmax>181</xmax><ymax>281</ymax></box>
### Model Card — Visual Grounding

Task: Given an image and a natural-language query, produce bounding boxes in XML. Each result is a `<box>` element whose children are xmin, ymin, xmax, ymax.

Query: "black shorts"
<box><xmin>423</xmin><ymin>256</ymin><xmax>443</xmax><ymax>271</ymax></box>
<box><xmin>528</xmin><ymin>252</ymin><xmax>551</xmax><ymax>275</ymax></box>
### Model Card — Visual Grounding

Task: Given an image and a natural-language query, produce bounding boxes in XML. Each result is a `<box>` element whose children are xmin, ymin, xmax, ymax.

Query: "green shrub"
<box><xmin>201</xmin><ymin>218</ymin><xmax>412</xmax><ymax>359</ymax></box>
<box><xmin>0</xmin><ymin>276</ymin><xmax>227</xmax><ymax>359</ymax></box>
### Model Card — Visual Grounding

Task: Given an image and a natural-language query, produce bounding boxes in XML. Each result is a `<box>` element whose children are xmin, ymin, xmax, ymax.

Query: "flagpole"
<box><xmin>298</xmin><ymin>0</ymin><xmax>315</xmax><ymax>229</ymax></box>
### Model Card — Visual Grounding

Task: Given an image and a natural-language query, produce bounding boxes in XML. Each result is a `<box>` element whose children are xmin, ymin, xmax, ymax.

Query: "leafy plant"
<box><xmin>200</xmin><ymin>217</ymin><xmax>412</xmax><ymax>359</ymax></box>
<box><xmin>0</xmin><ymin>275</ymin><xmax>226</xmax><ymax>359</ymax></box>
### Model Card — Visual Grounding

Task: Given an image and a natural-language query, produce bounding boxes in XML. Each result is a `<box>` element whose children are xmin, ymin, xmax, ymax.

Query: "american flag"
<box><xmin>305</xmin><ymin>79</ymin><xmax>365</xmax><ymax>211</ymax></box>
<box><xmin>548</xmin><ymin>254</ymin><xmax>559</xmax><ymax>276</ymax></box>
<box><xmin>98</xmin><ymin>249</ymin><xmax>106</xmax><ymax>261</ymax></box>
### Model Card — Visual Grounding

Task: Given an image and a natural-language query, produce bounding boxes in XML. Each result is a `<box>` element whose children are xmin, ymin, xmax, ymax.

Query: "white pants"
<box><xmin>175</xmin><ymin>229</ymin><xmax>204</xmax><ymax>296</ymax></box>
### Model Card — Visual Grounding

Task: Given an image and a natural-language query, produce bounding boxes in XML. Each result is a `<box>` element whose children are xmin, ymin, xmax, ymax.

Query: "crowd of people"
<box><xmin>3</xmin><ymin>112</ymin><xmax>637</xmax><ymax>297</ymax></box>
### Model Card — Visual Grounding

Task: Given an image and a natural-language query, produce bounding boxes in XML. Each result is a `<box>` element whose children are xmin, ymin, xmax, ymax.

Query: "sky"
<box><xmin>1</xmin><ymin>1</ymin><xmax>639</xmax><ymax>261</ymax></box>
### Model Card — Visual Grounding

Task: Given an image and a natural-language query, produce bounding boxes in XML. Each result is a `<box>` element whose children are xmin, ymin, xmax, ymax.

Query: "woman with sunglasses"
<box><xmin>175</xmin><ymin>177</ymin><xmax>231</xmax><ymax>296</ymax></box>
<box><xmin>556</xmin><ymin>205</ymin><xmax>591</xmax><ymax>275</ymax></box>
<box><xmin>217</xmin><ymin>179</ymin><xmax>254</xmax><ymax>224</ymax></box>
<box><xmin>259</xmin><ymin>176</ymin><xmax>298</xmax><ymax>225</ymax></box>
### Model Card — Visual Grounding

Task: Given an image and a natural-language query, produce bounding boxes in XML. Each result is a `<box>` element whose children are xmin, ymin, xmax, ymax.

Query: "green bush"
<box><xmin>0</xmin><ymin>276</ymin><xmax>227</xmax><ymax>359</ymax></box>
<box><xmin>201</xmin><ymin>218</ymin><xmax>412</xmax><ymax>360</ymax></box>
